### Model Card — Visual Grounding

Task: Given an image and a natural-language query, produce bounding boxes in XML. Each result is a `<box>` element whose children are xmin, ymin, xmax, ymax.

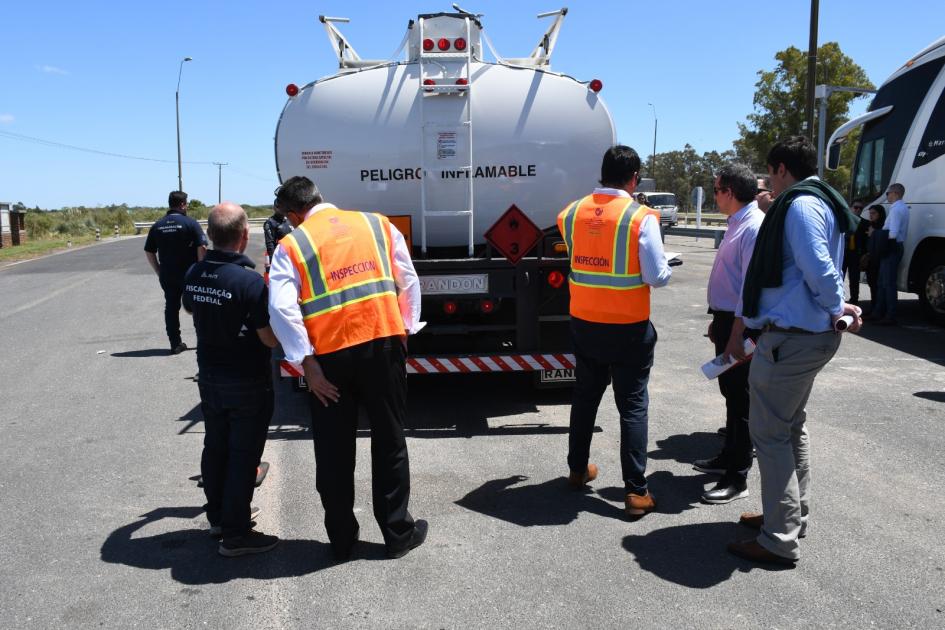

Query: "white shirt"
<box><xmin>592</xmin><ymin>187</ymin><xmax>672</xmax><ymax>288</ymax></box>
<box><xmin>887</xmin><ymin>199</ymin><xmax>909</xmax><ymax>243</ymax></box>
<box><xmin>268</xmin><ymin>203</ymin><xmax>423</xmax><ymax>364</ymax></box>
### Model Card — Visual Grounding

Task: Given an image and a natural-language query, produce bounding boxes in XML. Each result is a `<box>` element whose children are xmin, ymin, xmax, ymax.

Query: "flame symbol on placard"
<box><xmin>595</xmin><ymin>208</ymin><xmax>603</xmax><ymax>216</ymax></box>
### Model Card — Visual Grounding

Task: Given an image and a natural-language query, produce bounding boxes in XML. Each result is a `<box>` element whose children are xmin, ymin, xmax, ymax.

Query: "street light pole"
<box><xmin>213</xmin><ymin>162</ymin><xmax>229</xmax><ymax>203</ymax></box>
<box><xmin>805</xmin><ymin>0</ymin><xmax>819</xmax><ymax>141</ymax></box>
<box><xmin>647</xmin><ymin>103</ymin><xmax>658</xmax><ymax>178</ymax></box>
<box><xmin>176</xmin><ymin>57</ymin><xmax>193</xmax><ymax>192</ymax></box>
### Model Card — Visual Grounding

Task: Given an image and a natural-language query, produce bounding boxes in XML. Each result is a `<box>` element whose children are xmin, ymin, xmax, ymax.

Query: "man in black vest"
<box><xmin>144</xmin><ymin>191</ymin><xmax>208</xmax><ymax>353</ymax></box>
<box><xmin>183</xmin><ymin>202</ymin><xmax>279</xmax><ymax>557</ymax></box>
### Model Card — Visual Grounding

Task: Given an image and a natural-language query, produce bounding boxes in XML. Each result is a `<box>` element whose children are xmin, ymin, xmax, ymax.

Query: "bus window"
<box><xmin>913</xmin><ymin>83</ymin><xmax>945</xmax><ymax>168</ymax></box>
<box><xmin>871</xmin><ymin>138</ymin><xmax>885</xmax><ymax>197</ymax></box>
<box><xmin>853</xmin><ymin>140</ymin><xmax>873</xmax><ymax>200</ymax></box>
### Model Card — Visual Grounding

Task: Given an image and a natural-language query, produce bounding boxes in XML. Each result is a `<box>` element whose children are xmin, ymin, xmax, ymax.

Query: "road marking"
<box><xmin>0</xmin><ymin>274</ymin><xmax>94</xmax><ymax>320</ymax></box>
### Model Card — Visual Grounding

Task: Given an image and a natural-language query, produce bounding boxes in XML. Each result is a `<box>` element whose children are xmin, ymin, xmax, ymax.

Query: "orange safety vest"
<box><xmin>280</xmin><ymin>208</ymin><xmax>405</xmax><ymax>355</ymax></box>
<box><xmin>557</xmin><ymin>194</ymin><xmax>660</xmax><ymax>324</ymax></box>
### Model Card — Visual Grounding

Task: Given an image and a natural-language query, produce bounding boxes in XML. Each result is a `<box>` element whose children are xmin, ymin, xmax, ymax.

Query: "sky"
<box><xmin>1</xmin><ymin>0</ymin><xmax>943</xmax><ymax>209</ymax></box>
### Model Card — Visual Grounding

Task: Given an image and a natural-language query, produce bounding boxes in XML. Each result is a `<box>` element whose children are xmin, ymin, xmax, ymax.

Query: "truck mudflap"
<box><xmin>280</xmin><ymin>353</ymin><xmax>576</xmax><ymax>381</ymax></box>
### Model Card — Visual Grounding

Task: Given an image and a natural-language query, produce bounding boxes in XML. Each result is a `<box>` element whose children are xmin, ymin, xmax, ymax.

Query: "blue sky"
<box><xmin>1</xmin><ymin>1</ymin><xmax>942</xmax><ymax>209</ymax></box>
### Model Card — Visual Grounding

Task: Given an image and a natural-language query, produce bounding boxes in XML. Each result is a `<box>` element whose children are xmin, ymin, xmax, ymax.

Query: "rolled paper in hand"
<box><xmin>834</xmin><ymin>315</ymin><xmax>855</xmax><ymax>331</ymax></box>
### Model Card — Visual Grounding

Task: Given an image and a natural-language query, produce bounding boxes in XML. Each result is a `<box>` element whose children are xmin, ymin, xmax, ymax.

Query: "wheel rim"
<box><xmin>926</xmin><ymin>265</ymin><xmax>945</xmax><ymax>314</ymax></box>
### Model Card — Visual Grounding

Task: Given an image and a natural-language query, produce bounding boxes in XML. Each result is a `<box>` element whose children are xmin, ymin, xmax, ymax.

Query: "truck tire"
<box><xmin>918</xmin><ymin>252</ymin><xmax>945</xmax><ymax>326</ymax></box>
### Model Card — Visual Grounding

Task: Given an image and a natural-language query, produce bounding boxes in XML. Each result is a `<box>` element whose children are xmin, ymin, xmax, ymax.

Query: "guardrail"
<box><xmin>133</xmin><ymin>217</ymin><xmax>268</xmax><ymax>234</ymax></box>
<box><xmin>663</xmin><ymin>225</ymin><xmax>726</xmax><ymax>249</ymax></box>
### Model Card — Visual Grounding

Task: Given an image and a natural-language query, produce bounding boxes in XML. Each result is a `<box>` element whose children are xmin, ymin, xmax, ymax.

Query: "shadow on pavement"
<box><xmin>597</xmin><ymin>470</ymin><xmax>706</xmax><ymax>516</ymax></box>
<box><xmin>857</xmin><ymin>299</ymin><xmax>945</xmax><ymax>367</ymax></box>
<box><xmin>111</xmin><ymin>348</ymin><xmax>173</xmax><ymax>358</ymax></box>
<box><xmin>622</xmin><ymin>522</ymin><xmax>792</xmax><ymax>588</ymax></box>
<box><xmin>455</xmin><ymin>475</ymin><xmax>624</xmax><ymax>526</ymax></box>
<box><xmin>914</xmin><ymin>391</ymin><xmax>945</xmax><ymax>403</ymax></box>
<box><xmin>648</xmin><ymin>431</ymin><xmax>722</xmax><ymax>466</ymax></box>
<box><xmin>100</xmin><ymin>506</ymin><xmax>386</xmax><ymax>584</ymax></box>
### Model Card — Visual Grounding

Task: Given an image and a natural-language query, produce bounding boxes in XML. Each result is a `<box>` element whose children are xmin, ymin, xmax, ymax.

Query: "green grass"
<box><xmin>0</xmin><ymin>235</ymin><xmax>100</xmax><ymax>263</ymax></box>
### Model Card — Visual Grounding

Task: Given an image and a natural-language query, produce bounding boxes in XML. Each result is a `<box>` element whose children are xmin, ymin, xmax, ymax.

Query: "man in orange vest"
<box><xmin>268</xmin><ymin>176</ymin><xmax>427</xmax><ymax>561</ymax></box>
<box><xmin>557</xmin><ymin>145</ymin><xmax>672</xmax><ymax>520</ymax></box>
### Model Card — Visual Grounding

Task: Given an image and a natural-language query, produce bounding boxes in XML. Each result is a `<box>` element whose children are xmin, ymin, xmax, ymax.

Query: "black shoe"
<box><xmin>171</xmin><ymin>342</ymin><xmax>188</xmax><ymax>354</ymax></box>
<box><xmin>209</xmin><ymin>507</ymin><xmax>262</xmax><ymax>539</ymax></box>
<box><xmin>701</xmin><ymin>478</ymin><xmax>749</xmax><ymax>504</ymax></box>
<box><xmin>693</xmin><ymin>455</ymin><xmax>728</xmax><ymax>475</ymax></box>
<box><xmin>332</xmin><ymin>527</ymin><xmax>360</xmax><ymax>562</ymax></box>
<box><xmin>717</xmin><ymin>426</ymin><xmax>727</xmax><ymax>436</ymax></box>
<box><xmin>218</xmin><ymin>529</ymin><xmax>279</xmax><ymax>557</ymax></box>
<box><xmin>386</xmin><ymin>519</ymin><xmax>428</xmax><ymax>559</ymax></box>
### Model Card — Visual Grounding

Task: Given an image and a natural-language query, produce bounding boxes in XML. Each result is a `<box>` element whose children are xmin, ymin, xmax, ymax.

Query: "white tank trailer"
<box><xmin>274</xmin><ymin>8</ymin><xmax>616</xmax><ymax>383</ymax></box>
<box><xmin>275</xmin><ymin>8</ymin><xmax>615</xmax><ymax>252</ymax></box>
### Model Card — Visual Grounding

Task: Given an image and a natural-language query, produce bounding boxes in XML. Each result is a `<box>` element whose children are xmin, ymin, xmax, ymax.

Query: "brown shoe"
<box><xmin>727</xmin><ymin>539</ymin><xmax>796</xmax><ymax>566</ymax></box>
<box><xmin>567</xmin><ymin>463</ymin><xmax>599</xmax><ymax>489</ymax></box>
<box><xmin>625</xmin><ymin>491</ymin><xmax>656</xmax><ymax>520</ymax></box>
<box><xmin>739</xmin><ymin>512</ymin><xmax>763</xmax><ymax>530</ymax></box>
<box><xmin>739</xmin><ymin>511</ymin><xmax>806</xmax><ymax>538</ymax></box>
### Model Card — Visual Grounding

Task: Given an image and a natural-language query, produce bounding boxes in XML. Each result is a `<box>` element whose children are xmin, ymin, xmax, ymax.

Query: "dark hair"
<box><xmin>887</xmin><ymin>182</ymin><xmax>905</xmax><ymax>197</ymax></box>
<box><xmin>208</xmin><ymin>206</ymin><xmax>247</xmax><ymax>249</ymax></box>
<box><xmin>168</xmin><ymin>190</ymin><xmax>188</xmax><ymax>209</ymax></box>
<box><xmin>599</xmin><ymin>145</ymin><xmax>641</xmax><ymax>188</ymax></box>
<box><xmin>867</xmin><ymin>203</ymin><xmax>886</xmax><ymax>228</ymax></box>
<box><xmin>275</xmin><ymin>176</ymin><xmax>322</xmax><ymax>214</ymax></box>
<box><xmin>716</xmin><ymin>162</ymin><xmax>758</xmax><ymax>204</ymax></box>
<box><xmin>766</xmin><ymin>136</ymin><xmax>817</xmax><ymax>180</ymax></box>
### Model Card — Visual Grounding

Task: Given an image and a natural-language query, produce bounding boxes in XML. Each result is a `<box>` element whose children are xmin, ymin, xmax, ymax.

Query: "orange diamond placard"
<box><xmin>484</xmin><ymin>205</ymin><xmax>543</xmax><ymax>264</ymax></box>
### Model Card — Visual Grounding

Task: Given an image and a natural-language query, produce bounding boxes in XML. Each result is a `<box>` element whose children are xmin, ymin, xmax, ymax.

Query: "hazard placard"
<box><xmin>484</xmin><ymin>205</ymin><xmax>543</xmax><ymax>264</ymax></box>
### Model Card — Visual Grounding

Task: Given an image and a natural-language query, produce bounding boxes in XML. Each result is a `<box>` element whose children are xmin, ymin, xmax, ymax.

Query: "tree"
<box><xmin>734</xmin><ymin>42</ymin><xmax>874</xmax><ymax>193</ymax></box>
<box><xmin>649</xmin><ymin>144</ymin><xmax>736</xmax><ymax>211</ymax></box>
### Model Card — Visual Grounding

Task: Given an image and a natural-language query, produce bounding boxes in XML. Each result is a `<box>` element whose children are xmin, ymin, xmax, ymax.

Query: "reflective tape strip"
<box><xmin>402</xmin><ymin>354</ymin><xmax>577</xmax><ymax>374</ymax></box>
<box><xmin>279</xmin><ymin>361</ymin><xmax>303</xmax><ymax>378</ymax></box>
<box><xmin>569</xmin><ymin>270</ymin><xmax>645</xmax><ymax>289</ymax></box>
<box><xmin>561</xmin><ymin>199</ymin><xmax>582</xmax><ymax>255</ymax></box>
<box><xmin>300</xmin><ymin>278</ymin><xmax>397</xmax><ymax>317</ymax></box>
<box><xmin>612</xmin><ymin>199</ymin><xmax>636</xmax><ymax>275</ymax></box>
<box><xmin>292</xmin><ymin>226</ymin><xmax>328</xmax><ymax>297</ymax></box>
<box><xmin>363</xmin><ymin>213</ymin><xmax>392</xmax><ymax>278</ymax></box>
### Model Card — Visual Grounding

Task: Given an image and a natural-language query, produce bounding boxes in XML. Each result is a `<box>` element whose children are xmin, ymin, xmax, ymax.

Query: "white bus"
<box><xmin>827</xmin><ymin>35</ymin><xmax>945</xmax><ymax>325</ymax></box>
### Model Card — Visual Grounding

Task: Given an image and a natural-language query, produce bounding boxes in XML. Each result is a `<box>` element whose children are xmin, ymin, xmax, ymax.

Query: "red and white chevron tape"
<box><xmin>281</xmin><ymin>353</ymin><xmax>575</xmax><ymax>377</ymax></box>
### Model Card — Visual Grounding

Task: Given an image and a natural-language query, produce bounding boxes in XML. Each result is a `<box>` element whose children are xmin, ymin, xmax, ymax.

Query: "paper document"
<box><xmin>701</xmin><ymin>338</ymin><xmax>756</xmax><ymax>379</ymax></box>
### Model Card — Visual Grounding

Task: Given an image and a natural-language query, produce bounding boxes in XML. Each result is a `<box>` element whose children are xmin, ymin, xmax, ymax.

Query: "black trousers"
<box><xmin>159</xmin><ymin>275</ymin><xmax>184</xmax><ymax>347</ymax></box>
<box><xmin>308</xmin><ymin>336</ymin><xmax>414</xmax><ymax>554</ymax></box>
<box><xmin>710</xmin><ymin>311</ymin><xmax>756</xmax><ymax>480</ymax></box>
<box><xmin>568</xmin><ymin>317</ymin><xmax>656</xmax><ymax>494</ymax></box>
<box><xmin>199</xmin><ymin>376</ymin><xmax>273</xmax><ymax>538</ymax></box>
<box><xmin>842</xmin><ymin>249</ymin><xmax>861</xmax><ymax>303</ymax></box>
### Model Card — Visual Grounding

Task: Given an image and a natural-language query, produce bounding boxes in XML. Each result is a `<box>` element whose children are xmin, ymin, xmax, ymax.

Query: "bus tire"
<box><xmin>918</xmin><ymin>252</ymin><xmax>945</xmax><ymax>326</ymax></box>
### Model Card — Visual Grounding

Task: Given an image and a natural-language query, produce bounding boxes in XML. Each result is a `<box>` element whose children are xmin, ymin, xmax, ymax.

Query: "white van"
<box><xmin>827</xmin><ymin>35</ymin><xmax>945</xmax><ymax>324</ymax></box>
<box><xmin>638</xmin><ymin>191</ymin><xmax>679</xmax><ymax>226</ymax></box>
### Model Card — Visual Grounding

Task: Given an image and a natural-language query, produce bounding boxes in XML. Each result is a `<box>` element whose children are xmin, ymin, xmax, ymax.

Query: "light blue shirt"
<box><xmin>707</xmin><ymin>202</ymin><xmax>763</xmax><ymax>312</ymax></box>
<box><xmin>593</xmin><ymin>187</ymin><xmax>672</xmax><ymax>288</ymax></box>
<box><xmin>739</xmin><ymin>184</ymin><xmax>845</xmax><ymax>332</ymax></box>
<box><xmin>887</xmin><ymin>199</ymin><xmax>909</xmax><ymax>243</ymax></box>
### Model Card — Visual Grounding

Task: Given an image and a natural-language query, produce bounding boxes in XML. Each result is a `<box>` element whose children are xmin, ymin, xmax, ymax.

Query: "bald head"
<box><xmin>208</xmin><ymin>202</ymin><xmax>248</xmax><ymax>251</ymax></box>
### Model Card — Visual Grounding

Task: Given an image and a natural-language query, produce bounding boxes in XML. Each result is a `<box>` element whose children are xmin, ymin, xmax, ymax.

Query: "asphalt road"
<box><xmin>1</xmin><ymin>233</ymin><xmax>943</xmax><ymax>629</ymax></box>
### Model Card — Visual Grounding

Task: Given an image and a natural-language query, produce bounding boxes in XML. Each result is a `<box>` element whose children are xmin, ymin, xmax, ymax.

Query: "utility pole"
<box><xmin>805</xmin><ymin>0</ymin><xmax>819</xmax><ymax>141</ymax></box>
<box><xmin>647</xmin><ymin>102</ymin><xmax>658</xmax><ymax>178</ymax></box>
<box><xmin>213</xmin><ymin>162</ymin><xmax>228</xmax><ymax>203</ymax></box>
<box><xmin>175</xmin><ymin>57</ymin><xmax>193</xmax><ymax>192</ymax></box>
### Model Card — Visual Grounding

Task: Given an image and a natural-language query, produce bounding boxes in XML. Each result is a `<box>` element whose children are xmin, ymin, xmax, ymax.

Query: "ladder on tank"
<box><xmin>417</xmin><ymin>16</ymin><xmax>475</xmax><ymax>256</ymax></box>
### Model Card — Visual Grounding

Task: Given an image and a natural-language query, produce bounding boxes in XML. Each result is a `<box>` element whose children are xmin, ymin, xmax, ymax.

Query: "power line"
<box><xmin>0</xmin><ymin>129</ymin><xmax>215</xmax><ymax>165</ymax></box>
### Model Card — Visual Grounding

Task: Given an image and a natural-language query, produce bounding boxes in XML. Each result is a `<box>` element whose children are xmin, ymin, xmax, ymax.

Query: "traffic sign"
<box><xmin>484</xmin><ymin>204</ymin><xmax>543</xmax><ymax>264</ymax></box>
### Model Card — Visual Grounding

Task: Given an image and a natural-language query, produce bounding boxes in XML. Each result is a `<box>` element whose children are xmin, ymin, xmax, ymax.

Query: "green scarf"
<box><xmin>740</xmin><ymin>177</ymin><xmax>860</xmax><ymax>318</ymax></box>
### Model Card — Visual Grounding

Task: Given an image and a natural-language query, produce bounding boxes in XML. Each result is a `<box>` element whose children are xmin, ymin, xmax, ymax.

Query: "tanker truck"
<box><xmin>274</xmin><ymin>7</ymin><xmax>616</xmax><ymax>384</ymax></box>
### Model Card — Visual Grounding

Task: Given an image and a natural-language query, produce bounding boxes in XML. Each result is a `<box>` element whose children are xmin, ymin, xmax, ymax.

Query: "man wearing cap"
<box><xmin>268</xmin><ymin>175</ymin><xmax>427</xmax><ymax>561</ymax></box>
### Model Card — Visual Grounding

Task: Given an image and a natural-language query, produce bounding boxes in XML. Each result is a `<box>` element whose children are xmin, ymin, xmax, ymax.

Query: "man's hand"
<box><xmin>832</xmin><ymin>303</ymin><xmax>863</xmax><ymax>334</ymax></box>
<box><xmin>721</xmin><ymin>317</ymin><xmax>748</xmax><ymax>363</ymax></box>
<box><xmin>302</xmin><ymin>356</ymin><xmax>339</xmax><ymax>407</ymax></box>
<box><xmin>706</xmin><ymin>321</ymin><xmax>715</xmax><ymax>343</ymax></box>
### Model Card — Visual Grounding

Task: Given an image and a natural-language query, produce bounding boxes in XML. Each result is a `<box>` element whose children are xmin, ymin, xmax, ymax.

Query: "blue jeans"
<box><xmin>874</xmin><ymin>242</ymin><xmax>903</xmax><ymax>319</ymax></box>
<box><xmin>198</xmin><ymin>376</ymin><xmax>273</xmax><ymax>538</ymax></box>
<box><xmin>568</xmin><ymin>318</ymin><xmax>656</xmax><ymax>494</ymax></box>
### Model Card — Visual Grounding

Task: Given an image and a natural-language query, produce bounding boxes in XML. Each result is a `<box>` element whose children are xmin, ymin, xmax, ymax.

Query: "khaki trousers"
<box><xmin>748</xmin><ymin>330</ymin><xmax>841</xmax><ymax>560</ymax></box>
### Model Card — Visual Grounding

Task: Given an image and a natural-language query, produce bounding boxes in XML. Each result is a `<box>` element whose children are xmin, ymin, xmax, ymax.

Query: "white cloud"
<box><xmin>37</xmin><ymin>64</ymin><xmax>68</xmax><ymax>75</ymax></box>
<box><xmin>0</xmin><ymin>114</ymin><xmax>13</xmax><ymax>124</ymax></box>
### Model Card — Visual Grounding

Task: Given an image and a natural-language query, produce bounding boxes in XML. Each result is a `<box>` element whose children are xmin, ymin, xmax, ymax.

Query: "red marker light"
<box><xmin>588</xmin><ymin>79</ymin><xmax>603</xmax><ymax>93</ymax></box>
<box><xmin>443</xmin><ymin>300</ymin><xmax>458</xmax><ymax>315</ymax></box>
<box><xmin>423</xmin><ymin>79</ymin><xmax>436</xmax><ymax>86</ymax></box>
<box><xmin>454</xmin><ymin>38</ymin><xmax>467</xmax><ymax>51</ymax></box>
<box><xmin>437</xmin><ymin>38</ymin><xmax>450</xmax><ymax>51</ymax></box>
<box><xmin>479</xmin><ymin>299</ymin><xmax>495</xmax><ymax>314</ymax></box>
<box><xmin>547</xmin><ymin>270</ymin><xmax>566</xmax><ymax>289</ymax></box>
<box><xmin>423</xmin><ymin>38</ymin><xmax>434</xmax><ymax>51</ymax></box>
<box><xmin>456</xmin><ymin>78</ymin><xmax>468</xmax><ymax>86</ymax></box>
<box><xmin>285</xmin><ymin>83</ymin><xmax>300</xmax><ymax>97</ymax></box>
